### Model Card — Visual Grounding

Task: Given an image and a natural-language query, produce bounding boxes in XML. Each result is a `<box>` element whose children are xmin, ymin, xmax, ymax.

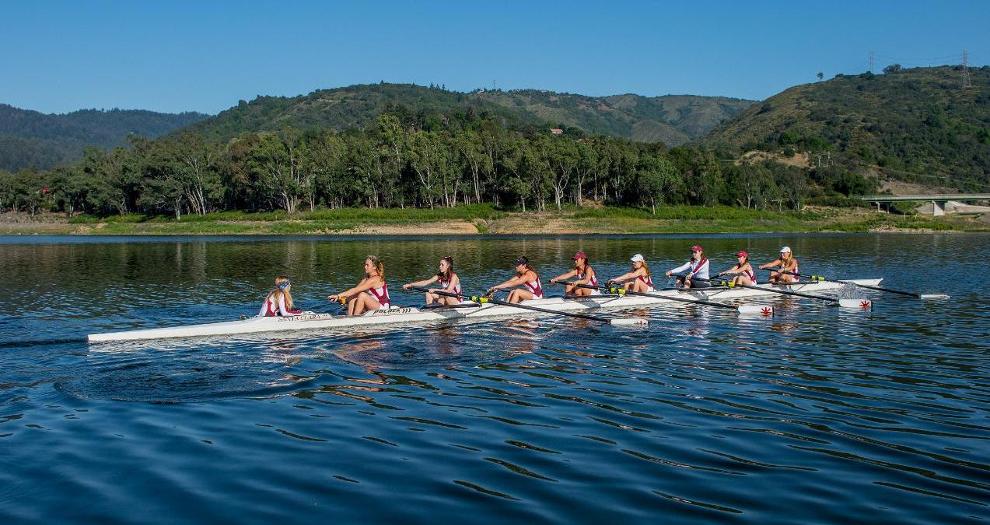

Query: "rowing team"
<box><xmin>258</xmin><ymin>246</ymin><xmax>801</xmax><ymax>318</ymax></box>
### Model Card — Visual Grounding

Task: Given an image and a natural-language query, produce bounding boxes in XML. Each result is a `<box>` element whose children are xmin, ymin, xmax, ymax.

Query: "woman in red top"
<box><xmin>328</xmin><ymin>255</ymin><xmax>391</xmax><ymax>316</ymax></box>
<box><xmin>550</xmin><ymin>251</ymin><xmax>600</xmax><ymax>297</ymax></box>
<box><xmin>487</xmin><ymin>256</ymin><xmax>544</xmax><ymax>304</ymax></box>
<box><xmin>717</xmin><ymin>251</ymin><xmax>758</xmax><ymax>286</ymax></box>
<box><xmin>258</xmin><ymin>276</ymin><xmax>302</xmax><ymax>317</ymax></box>
<box><xmin>402</xmin><ymin>256</ymin><xmax>463</xmax><ymax>306</ymax></box>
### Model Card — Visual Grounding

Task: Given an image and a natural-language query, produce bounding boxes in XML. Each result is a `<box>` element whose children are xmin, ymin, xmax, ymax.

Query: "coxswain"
<box><xmin>258</xmin><ymin>276</ymin><xmax>302</xmax><ymax>317</ymax></box>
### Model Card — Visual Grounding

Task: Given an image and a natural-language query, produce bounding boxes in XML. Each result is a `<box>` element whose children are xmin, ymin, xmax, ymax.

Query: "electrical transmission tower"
<box><xmin>869</xmin><ymin>51</ymin><xmax>875</xmax><ymax>73</ymax></box>
<box><xmin>961</xmin><ymin>49</ymin><xmax>973</xmax><ymax>89</ymax></box>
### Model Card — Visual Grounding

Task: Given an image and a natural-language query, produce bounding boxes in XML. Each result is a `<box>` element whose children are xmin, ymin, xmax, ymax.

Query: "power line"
<box><xmin>962</xmin><ymin>49</ymin><xmax>973</xmax><ymax>89</ymax></box>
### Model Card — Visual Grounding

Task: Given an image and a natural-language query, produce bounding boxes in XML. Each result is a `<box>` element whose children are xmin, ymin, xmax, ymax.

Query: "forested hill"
<box><xmin>0</xmin><ymin>105</ymin><xmax>208</xmax><ymax>171</ymax></box>
<box><xmin>186</xmin><ymin>83</ymin><xmax>754</xmax><ymax>145</ymax></box>
<box><xmin>704</xmin><ymin>66</ymin><xmax>990</xmax><ymax>190</ymax></box>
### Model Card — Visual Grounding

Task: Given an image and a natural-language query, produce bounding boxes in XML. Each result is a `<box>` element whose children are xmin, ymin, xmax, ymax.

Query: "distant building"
<box><xmin>550</xmin><ymin>128</ymin><xmax>564</xmax><ymax>135</ymax></box>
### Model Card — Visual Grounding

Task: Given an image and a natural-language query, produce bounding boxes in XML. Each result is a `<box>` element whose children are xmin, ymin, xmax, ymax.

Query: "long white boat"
<box><xmin>87</xmin><ymin>279</ymin><xmax>882</xmax><ymax>343</ymax></box>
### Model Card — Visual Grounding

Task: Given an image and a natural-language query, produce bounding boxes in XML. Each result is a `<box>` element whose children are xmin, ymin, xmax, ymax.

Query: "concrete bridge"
<box><xmin>860</xmin><ymin>194</ymin><xmax>990</xmax><ymax>216</ymax></box>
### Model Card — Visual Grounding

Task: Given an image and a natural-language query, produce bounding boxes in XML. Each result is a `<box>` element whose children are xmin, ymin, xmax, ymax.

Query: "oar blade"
<box><xmin>738</xmin><ymin>305</ymin><xmax>774</xmax><ymax>317</ymax></box>
<box><xmin>919</xmin><ymin>294</ymin><xmax>950</xmax><ymax>300</ymax></box>
<box><xmin>838</xmin><ymin>298</ymin><xmax>873</xmax><ymax>310</ymax></box>
<box><xmin>610</xmin><ymin>318</ymin><xmax>648</xmax><ymax>326</ymax></box>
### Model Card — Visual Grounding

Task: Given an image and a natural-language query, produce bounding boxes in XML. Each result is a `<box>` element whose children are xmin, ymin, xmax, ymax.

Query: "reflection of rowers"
<box><xmin>486</xmin><ymin>256</ymin><xmax>544</xmax><ymax>304</ymax></box>
<box><xmin>608</xmin><ymin>254</ymin><xmax>654</xmax><ymax>292</ymax></box>
<box><xmin>549</xmin><ymin>251</ymin><xmax>600</xmax><ymax>297</ymax></box>
<box><xmin>402</xmin><ymin>256</ymin><xmax>463</xmax><ymax>306</ymax></box>
<box><xmin>328</xmin><ymin>255</ymin><xmax>392</xmax><ymax>316</ymax></box>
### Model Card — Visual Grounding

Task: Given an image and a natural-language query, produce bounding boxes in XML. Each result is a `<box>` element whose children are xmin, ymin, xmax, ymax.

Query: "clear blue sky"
<box><xmin>3</xmin><ymin>0</ymin><xmax>988</xmax><ymax>115</ymax></box>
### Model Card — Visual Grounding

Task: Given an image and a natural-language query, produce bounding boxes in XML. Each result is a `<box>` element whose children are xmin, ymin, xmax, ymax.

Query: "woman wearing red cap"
<box><xmin>550</xmin><ymin>251</ymin><xmax>600</xmax><ymax>297</ymax></box>
<box><xmin>487</xmin><ymin>256</ymin><xmax>544</xmax><ymax>303</ymax></box>
<box><xmin>666</xmin><ymin>245</ymin><xmax>710</xmax><ymax>289</ymax></box>
<box><xmin>717</xmin><ymin>251</ymin><xmax>757</xmax><ymax>286</ymax></box>
<box><xmin>760</xmin><ymin>246</ymin><xmax>799</xmax><ymax>284</ymax></box>
<box><xmin>608</xmin><ymin>254</ymin><xmax>655</xmax><ymax>292</ymax></box>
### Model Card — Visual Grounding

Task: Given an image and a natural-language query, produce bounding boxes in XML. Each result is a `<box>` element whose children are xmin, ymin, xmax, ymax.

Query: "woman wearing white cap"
<box><xmin>608</xmin><ymin>254</ymin><xmax>654</xmax><ymax>293</ymax></box>
<box><xmin>760</xmin><ymin>246</ymin><xmax>800</xmax><ymax>284</ymax></box>
<box><xmin>665</xmin><ymin>244</ymin><xmax>710</xmax><ymax>289</ymax></box>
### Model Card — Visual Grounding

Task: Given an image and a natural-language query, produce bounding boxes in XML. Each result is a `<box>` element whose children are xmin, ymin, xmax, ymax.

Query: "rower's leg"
<box><xmin>511</xmin><ymin>290</ymin><xmax>535</xmax><ymax>303</ymax></box>
<box><xmin>425</xmin><ymin>292</ymin><xmax>436</xmax><ymax>305</ymax></box>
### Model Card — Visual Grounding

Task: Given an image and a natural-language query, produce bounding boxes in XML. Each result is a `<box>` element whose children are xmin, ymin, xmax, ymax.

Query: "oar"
<box><xmin>410</xmin><ymin>286</ymin><xmax>645</xmax><ymax>325</ymax></box>
<box><xmin>783</xmin><ymin>272</ymin><xmax>950</xmax><ymax>300</ymax></box>
<box><xmin>705</xmin><ymin>276</ymin><xmax>872</xmax><ymax>310</ymax></box>
<box><xmin>405</xmin><ymin>286</ymin><xmax>481</xmax><ymax>309</ymax></box>
<box><xmin>562</xmin><ymin>282</ymin><xmax>774</xmax><ymax>317</ymax></box>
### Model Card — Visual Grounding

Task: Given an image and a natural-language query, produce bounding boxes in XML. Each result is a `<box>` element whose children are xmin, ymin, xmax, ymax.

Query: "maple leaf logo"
<box><xmin>761</xmin><ymin>307</ymin><xmax>773</xmax><ymax>316</ymax></box>
<box><xmin>860</xmin><ymin>300</ymin><xmax>872</xmax><ymax>310</ymax></box>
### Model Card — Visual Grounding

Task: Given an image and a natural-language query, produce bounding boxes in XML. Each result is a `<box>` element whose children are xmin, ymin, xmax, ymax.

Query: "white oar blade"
<box><xmin>610</xmin><ymin>318</ymin><xmax>648</xmax><ymax>326</ymax></box>
<box><xmin>838</xmin><ymin>298</ymin><xmax>873</xmax><ymax>310</ymax></box>
<box><xmin>920</xmin><ymin>294</ymin><xmax>950</xmax><ymax>300</ymax></box>
<box><xmin>738</xmin><ymin>305</ymin><xmax>774</xmax><ymax>317</ymax></box>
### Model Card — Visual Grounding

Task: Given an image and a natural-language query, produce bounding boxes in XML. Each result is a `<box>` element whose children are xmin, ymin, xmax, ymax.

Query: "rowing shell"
<box><xmin>87</xmin><ymin>278</ymin><xmax>881</xmax><ymax>343</ymax></box>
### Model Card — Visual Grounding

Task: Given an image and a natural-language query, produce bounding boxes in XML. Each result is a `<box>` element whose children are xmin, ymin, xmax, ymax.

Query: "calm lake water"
<box><xmin>1</xmin><ymin>233</ymin><xmax>988</xmax><ymax>524</ymax></box>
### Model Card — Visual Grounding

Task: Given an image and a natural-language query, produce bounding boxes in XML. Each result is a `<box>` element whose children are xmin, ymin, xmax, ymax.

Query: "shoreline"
<box><xmin>1</xmin><ymin>206</ymin><xmax>987</xmax><ymax>235</ymax></box>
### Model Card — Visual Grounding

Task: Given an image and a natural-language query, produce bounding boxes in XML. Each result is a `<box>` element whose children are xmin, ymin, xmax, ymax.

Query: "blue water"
<box><xmin>1</xmin><ymin>234</ymin><xmax>987</xmax><ymax>524</ymax></box>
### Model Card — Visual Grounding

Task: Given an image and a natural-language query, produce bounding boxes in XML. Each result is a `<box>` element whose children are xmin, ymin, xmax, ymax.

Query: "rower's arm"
<box><xmin>550</xmin><ymin>269</ymin><xmax>577</xmax><ymax>283</ymax></box>
<box><xmin>339</xmin><ymin>277</ymin><xmax>379</xmax><ymax>298</ymax></box>
<box><xmin>404</xmin><ymin>275</ymin><xmax>438</xmax><ymax>289</ymax></box>
<box><xmin>719</xmin><ymin>266</ymin><xmax>741</xmax><ymax>275</ymax></box>
<box><xmin>491</xmin><ymin>273</ymin><xmax>528</xmax><ymax>291</ymax></box>
<box><xmin>277</xmin><ymin>295</ymin><xmax>300</xmax><ymax>316</ymax></box>
<box><xmin>668</xmin><ymin>261</ymin><xmax>692</xmax><ymax>275</ymax></box>
<box><xmin>609</xmin><ymin>271</ymin><xmax>636</xmax><ymax>283</ymax></box>
<box><xmin>759</xmin><ymin>259</ymin><xmax>782</xmax><ymax>270</ymax></box>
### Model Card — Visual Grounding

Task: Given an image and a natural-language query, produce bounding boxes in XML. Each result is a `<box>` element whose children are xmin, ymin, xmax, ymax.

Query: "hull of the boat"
<box><xmin>88</xmin><ymin>279</ymin><xmax>881</xmax><ymax>343</ymax></box>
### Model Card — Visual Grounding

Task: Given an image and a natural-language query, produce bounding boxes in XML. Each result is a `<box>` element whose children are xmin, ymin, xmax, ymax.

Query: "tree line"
<box><xmin>0</xmin><ymin>112</ymin><xmax>872</xmax><ymax>218</ymax></box>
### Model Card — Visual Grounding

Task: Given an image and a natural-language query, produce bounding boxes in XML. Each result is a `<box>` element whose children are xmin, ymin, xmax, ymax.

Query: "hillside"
<box><xmin>0</xmin><ymin>105</ymin><xmax>208</xmax><ymax>171</ymax></box>
<box><xmin>704</xmin><ymin>66</ymin><xmax>990</xmax><ymax>190</ymax></box>
<box><xmin>187</xmin><ymin>83</ymin><xmax>754</xmax><ymax>145</ymax></box>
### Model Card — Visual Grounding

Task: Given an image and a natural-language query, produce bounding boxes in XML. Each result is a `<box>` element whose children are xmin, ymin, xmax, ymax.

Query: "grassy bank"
<box><xmin>1</xmin><ymin>205</ymin><xmax>987</xmax><ymax>235</ymax></box>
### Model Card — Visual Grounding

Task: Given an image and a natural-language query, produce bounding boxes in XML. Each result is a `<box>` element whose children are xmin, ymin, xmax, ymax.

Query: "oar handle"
<box><xmin>408</xmin><ymin>285</ymin><xmax>464</xmax><ymax>299</ymax></box>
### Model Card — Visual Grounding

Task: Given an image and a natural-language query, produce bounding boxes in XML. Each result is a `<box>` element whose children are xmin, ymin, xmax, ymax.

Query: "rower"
<box><xmin>549</xmin><ymin>251</ymin><xmax>600</xmax><ymax>297</ymax></box>
<box><xmin>258</xmin><ymin>276</ymin><xmax>303</xmax><ymax>317</ymax></box>
<box><xmin>328</xmin><ymin>255</ymin><xmax>392</xmax><ymax>315</ymax></box>
<box><xmin>608</xmin><ymin>253</ymin><xmax>655</xmax><ymax>292</ymax></box>
<box><xmin>402</xmin><ymin>256</ymin><xmax>463</xmax><ymax>306</ymax></box>
<box><xmin>760</xmin><ymin>246</ymin><xmax>799</xmax><ymax>284</ymax></box>
<box><xmin>487</xmin><ymin>256</ymin><xmax>544</xmax><ymax>304</ymax></box>
<box><xmin>666</xmin><ymin>245</ymin><xmax>710</xmax><ymax>289</ymax></box>
<box><xmin>717</xmin><ymin>250</ymin><xmax>757</xmax><ymax>286</ymax></box>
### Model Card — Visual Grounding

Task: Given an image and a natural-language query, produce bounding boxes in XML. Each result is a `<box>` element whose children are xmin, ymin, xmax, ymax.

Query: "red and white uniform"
<box><xmin>577</xmin><ymin>267</ymin><xmax>600</xmax><ymax>295</ymax></box>
<box><xmin>524</xmin><ymin>276</ymin><xmax>544</xmax><ymax>299</ymax></box>
<box><xmin>366</xmin><ymin>282</ymin><xmax>391</xmax><ymax>309</ymax></box>
<box><xmin>439</xmin><ymin>276</ymin><xmax>461</xmax><ymax>296</ymax></box>
<box><xmin>258</xmin><ymin>294</ymin><xmax>300</xmax><ymax>317</ymax></box>
<box><xmin>638</xmin><ymin>274</ymin><xmax>655</xmax><ymax>291</ymax></box>
<box><xmin>742</xmin><ymin>266</ymin><xmax>757</xmax><ymax>283</ymax></box>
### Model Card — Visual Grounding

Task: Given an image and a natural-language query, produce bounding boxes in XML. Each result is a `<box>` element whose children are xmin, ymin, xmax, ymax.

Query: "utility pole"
<box><xmin>962</xmin><ymin>50</ymin><xmax>973</xmax><ymax>89</ymax></box>
<box><xmin>869</xmin><ymin>51</ymin><xmax>875</xmax><ymax>73</ymax></box>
